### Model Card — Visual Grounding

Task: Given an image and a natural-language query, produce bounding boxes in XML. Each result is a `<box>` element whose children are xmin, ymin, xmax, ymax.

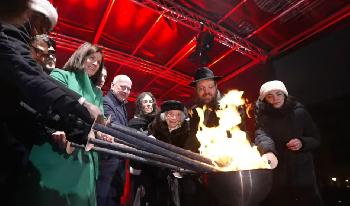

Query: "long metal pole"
<box><xmin>90</xmin><ymin>138</ymin><xmax>197</xmax><ymax>171</ymax></box>
<box><xmin>72</xmin><ymin>143</ymin><xmax>192</xmax><ymax>172</ymax></box>
<box><xmin>93</xmin><ymin>124</ymin><xmax>218</xmax><ymax>173</ymax></box>
<box><xmin>107</xmin><ymin>123</ymin><xmax>214</xmax><ymax>165</ymax></box>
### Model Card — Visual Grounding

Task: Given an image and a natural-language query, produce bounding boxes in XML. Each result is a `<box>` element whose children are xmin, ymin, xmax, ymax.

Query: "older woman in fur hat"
<box><xmin>254</xmin><ymin>80</ymin><xmax>323</xmax><ymax>206</ymax></box>
<box><xmin>149</xmin><ymin>100</ymin><xmax>189</xmax><ymax>148</ymax></box>
<box><xmin>147</xmin><ymin>100</ymin><xmax>190</xmax><ymax>206</ymax></box>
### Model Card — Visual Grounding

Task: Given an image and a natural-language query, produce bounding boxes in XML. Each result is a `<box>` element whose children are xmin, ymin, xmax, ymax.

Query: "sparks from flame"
<box><xmin>196</xmin><ymin>90</ymin><xmax>271</xmax><ymax>171</ymax></box>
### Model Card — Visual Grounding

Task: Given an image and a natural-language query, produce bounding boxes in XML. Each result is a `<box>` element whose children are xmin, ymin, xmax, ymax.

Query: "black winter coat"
<box><xmin>148</xmin><ymin>115</ymin><xmax>190</xmax><ymax>148</ymax></box>
<box><xmin>0</xmin><ymin>24</ymin><xmax>93</xmax><ymax>145</ymax></box>
<box><xmin>0</xmin><ymin>23</ymin><xmax>92</xmax><ymax>204</ymax></box>
<box><xmin>255</xmin><ymin>99</ymin><xmax>320</xmax><ymax>188</ymax></box>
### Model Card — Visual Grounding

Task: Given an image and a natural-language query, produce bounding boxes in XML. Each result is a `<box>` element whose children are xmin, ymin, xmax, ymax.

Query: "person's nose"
<box><xmin>271</xmin><ymin>96</ymin><xmax>277</xmax><ymax>103</ymax></box>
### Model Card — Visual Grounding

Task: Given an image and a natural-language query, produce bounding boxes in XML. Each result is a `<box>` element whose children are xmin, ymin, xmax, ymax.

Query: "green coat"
<box><xmin>29</xmin><ymin>69</ymin><xmax>103</xmax><ymax>206</ymax></box>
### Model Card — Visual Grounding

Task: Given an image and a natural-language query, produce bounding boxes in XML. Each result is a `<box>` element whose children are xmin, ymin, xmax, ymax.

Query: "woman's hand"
<box><xmin>286</xmin><ymin>138</ymin><xmax>302</xmax><ymax>151</ymax></box>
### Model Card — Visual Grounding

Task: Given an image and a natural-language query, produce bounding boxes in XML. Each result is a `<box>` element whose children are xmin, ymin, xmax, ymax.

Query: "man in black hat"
<box><xmin>187</xmin><ymin>67</ymin><xmax>222</xmax><ymax>152</ymax></box>
<box><xmin>175</xmin><ymin>67</ymin><xmax>223</xmax><ymax>206</ymax></box>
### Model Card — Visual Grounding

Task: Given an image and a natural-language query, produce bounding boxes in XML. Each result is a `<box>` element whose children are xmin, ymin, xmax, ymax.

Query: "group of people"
<box><xmin>0</xmin><ymin>0</ymin><xmax>323</xmax><ymax>206</ymax></box>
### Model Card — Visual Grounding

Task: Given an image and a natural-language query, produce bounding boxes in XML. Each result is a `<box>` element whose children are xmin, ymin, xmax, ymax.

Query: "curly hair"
<box><xmin>134</xmin><ymin>92</ymin><xmax>158</xmax><ymax>118</ymax></box>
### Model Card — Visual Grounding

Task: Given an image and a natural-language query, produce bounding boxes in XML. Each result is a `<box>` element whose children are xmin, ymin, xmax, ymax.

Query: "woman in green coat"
<box><xmin>29</xmin><ymin>42</ymin><xmax>105</xmax><ymax>206</ymax></box>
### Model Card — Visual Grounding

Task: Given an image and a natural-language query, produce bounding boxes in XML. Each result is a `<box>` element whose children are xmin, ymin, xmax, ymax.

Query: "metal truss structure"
<box><xmin>132</xmin><ymin>0</ymin><xmax>267</xmax><ymax>61</ymax></box>
<box><xmin>52</xmin><ymin>32</ymin><xmax>193</xmax><ymax>86</ymax></box>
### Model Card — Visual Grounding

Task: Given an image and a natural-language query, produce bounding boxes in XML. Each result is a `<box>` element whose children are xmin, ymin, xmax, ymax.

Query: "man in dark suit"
<box><xmin>97</xmin><ymin>75</ymin><xmax>132</xmax><ymax>206</ymax></box>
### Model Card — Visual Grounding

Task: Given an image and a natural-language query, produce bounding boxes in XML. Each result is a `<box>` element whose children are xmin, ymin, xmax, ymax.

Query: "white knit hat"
<box><xmin>259</xmin><ymin>80</ymin><xmax>288</xmax><ymax>100</ymax></box>
<box><xmin>30</xmin><ymin>0</ymin><xmax>58</xmax><ymax>31</ymax></box>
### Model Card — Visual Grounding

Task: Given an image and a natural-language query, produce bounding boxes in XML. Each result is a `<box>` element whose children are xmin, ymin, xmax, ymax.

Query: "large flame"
<box><xmin>196</xmin><ymin>90</ymin><xmax>270</xmax><ymax>171</ymax></box>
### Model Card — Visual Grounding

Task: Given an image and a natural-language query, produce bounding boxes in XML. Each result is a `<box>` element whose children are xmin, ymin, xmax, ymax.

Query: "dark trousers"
<box><xmin>97</xmin><ymin>156</ymin><xmax>125</xmax><ymax>206</ymax></box>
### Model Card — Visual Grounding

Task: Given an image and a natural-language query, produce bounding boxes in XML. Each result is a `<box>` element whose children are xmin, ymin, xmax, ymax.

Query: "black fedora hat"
<box><xmin>190</xmin><ymin>67</ymin><xmax>222</xmax><ymax>87</ymax></box>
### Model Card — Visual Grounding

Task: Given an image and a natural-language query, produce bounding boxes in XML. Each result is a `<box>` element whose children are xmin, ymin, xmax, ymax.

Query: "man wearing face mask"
<box><xmin>97</xmin><ymin>75</ymin><xmax>132</xmax><ymax>206</ymax></box>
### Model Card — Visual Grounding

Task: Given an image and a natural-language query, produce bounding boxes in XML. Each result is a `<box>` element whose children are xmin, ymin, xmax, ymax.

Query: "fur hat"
<box><xmin>259</xmin><ymin>80</ymin><xmax>288</xmax><ymax>100</ymax></box>
<box><xmin>30</xmin><ymin>0</ymin><xmax>58</xmax><ymax>31</ymax></box>
<box><xmin>190</xmin><ymin>67</ymin><xmax>222</xmax><ymax>87</ymax></box>
<box><xmin>161</xmin><ymin>100</ymin><xmax>185</xmax><ymax>113</ymax></box>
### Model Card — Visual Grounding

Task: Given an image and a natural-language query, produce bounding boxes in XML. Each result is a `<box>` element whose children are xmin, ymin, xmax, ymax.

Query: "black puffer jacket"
<box><xmin>254</xmin><ymin>97</ymin><xmax>320</xmax><ymax>187</ymax></box>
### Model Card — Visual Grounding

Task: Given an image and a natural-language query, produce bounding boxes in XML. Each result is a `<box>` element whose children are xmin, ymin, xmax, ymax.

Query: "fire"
<box><xmin>196</xmin><ymin>90</ymin><xmax>271</xmax><ymax>171</ymax></box>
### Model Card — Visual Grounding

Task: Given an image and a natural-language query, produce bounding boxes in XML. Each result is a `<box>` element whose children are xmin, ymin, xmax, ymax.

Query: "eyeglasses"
<box><xmin>119</xmin><ymin>85</ymin><xmax>131</xmax><ymax>92</ymax></box>
<box><xmin>166</xmin><ymin>111</ymin><xmax>182</xmax><ymax>119</ymax></box>
<box><xmin>31</xmin><ymin>45</ymin><xmax>49</xmax><ymax>58</ymax></box>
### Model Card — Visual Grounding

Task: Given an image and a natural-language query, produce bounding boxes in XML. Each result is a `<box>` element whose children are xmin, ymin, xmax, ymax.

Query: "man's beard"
<box><xmin>198</xmin><ymin>91</ymin><xmax>218</xmax><ymax>109</ymax></box>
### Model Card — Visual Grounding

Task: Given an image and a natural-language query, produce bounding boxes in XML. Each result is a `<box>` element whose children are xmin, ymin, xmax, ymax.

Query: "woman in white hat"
<box><xmin>254</xmin><ymin>80</ymin><xmax>323</xmax><ymax>206</ymax></box>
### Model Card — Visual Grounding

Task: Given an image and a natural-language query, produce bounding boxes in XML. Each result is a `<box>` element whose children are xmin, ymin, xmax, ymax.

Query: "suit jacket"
<box><xmin>96</xmin><ymin>91</ymin><xmax>128</xmax><ymax>199</ymax></box>
<box><xmin>103</xmin><ymin>91</ymin><xmax>128</xmax><ymax>126</ymax></box>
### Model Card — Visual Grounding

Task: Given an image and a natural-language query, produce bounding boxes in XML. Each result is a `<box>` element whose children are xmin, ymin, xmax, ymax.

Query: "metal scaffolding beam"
<box><xmin>52</xmin><ymin>32</ymin><xmax>193</xmax><ymax>86</ymax></box>
<box><xmin>132</xmin><ymin>0</ymin><xmax>267</xmax><ymax>61</ymax></box>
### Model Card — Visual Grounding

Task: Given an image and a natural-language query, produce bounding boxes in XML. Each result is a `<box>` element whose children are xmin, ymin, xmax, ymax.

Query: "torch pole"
<box><xmin>108</xmin><ymin>123</ymin><xmax>213</xmax><ymax>165</ymax></box>
<box><xmin>71</xmin><ymin>143</ymin><xmax>193</xmax><ymax>172</ymax></box>
<box><xmin>93</xmin><ymin>123</ymin><xmax>218</xmax><ymax>173</ymax></box>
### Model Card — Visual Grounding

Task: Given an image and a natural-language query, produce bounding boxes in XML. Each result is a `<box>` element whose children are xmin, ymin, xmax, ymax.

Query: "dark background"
<box><xmin>223</xmin><ymin>20</ymin><xmax>350</xmax><ymax>205</ymax></box>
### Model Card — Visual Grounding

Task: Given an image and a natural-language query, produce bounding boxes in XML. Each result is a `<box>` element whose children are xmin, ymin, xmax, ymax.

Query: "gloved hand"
<box><xmin>262</xmin><ymin>152</ymin><xmax>278</xmax><ymax>169</ymax></box>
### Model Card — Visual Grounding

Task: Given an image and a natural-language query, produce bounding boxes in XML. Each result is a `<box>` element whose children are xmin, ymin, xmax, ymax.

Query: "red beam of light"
<box><xmin>132</xmin><ymin>14</ymin><xmax>163</xmax><ymax>56</ymax></box>
<box><xmin>270</xmin><ymin>5</ymin><xmax>350</xmax><ymax>56</ymax></box>
<box><xmin>93</xmin><ymin>0</ymin><xmax>116</xmax><ymax>44</ymax></box>
<box><xmin>141</xmin><ymin>37</ymin><xmax>196</xmax><ymax>91</ymax></box>
<box><xmin>207</xmin><ymin>47</ymin><xmax>237</xmax><ymax>68</ymax></box>
<box><xmin>246</xmin><ymin>0</ymin><xmax>306</xmax><ymax>39</ymax></box>
<box><xmin>217</xmin><ymin>0</ymin><xmax>248</xmax><ymax>24</ymax></box>
<box><xmin>57</xmin><ymin>18</ymin><xmax>96</xmax><ymax>33</ymax></box>
<box><xmin>133</xmin><ymin>0</ymin><xmax>266</xmax><ymax>60</ymax></box>
<box><xmin>159</xmin><ymin>84</ymin><xmax>180</xmax><ymax>100</ymax></box>
<box><xmin>112</xmin><ymin>14</ymin><xmax>163</xmax><ymax>77</ymax></box>
<box><xmin>114</xmin><ymin>0</ymin><xmax>137</xmax><ymax>29</ymax></box>
<box><xmin>159</xmin><ymin>46</ymin><xmax>235</xmax><ymax>100</ymax></box>
<box><xmin>157</xmin><ymin>2</ymin><xmax>245</xmax><ymax>100</ymax></box>
<box><xmin>53</xmin><ymin>32</ymin><xmax>192</xmax><ymax>86</ymax></box>
<box><xmin>218</xmin><ymin>59</ymin><xmax>260</xmax><ymax>86</ymax></box>
<box><xmin>166</xmin><ymin>39</ymin><xmax>196</xmax><ymax>68</ymax></box>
